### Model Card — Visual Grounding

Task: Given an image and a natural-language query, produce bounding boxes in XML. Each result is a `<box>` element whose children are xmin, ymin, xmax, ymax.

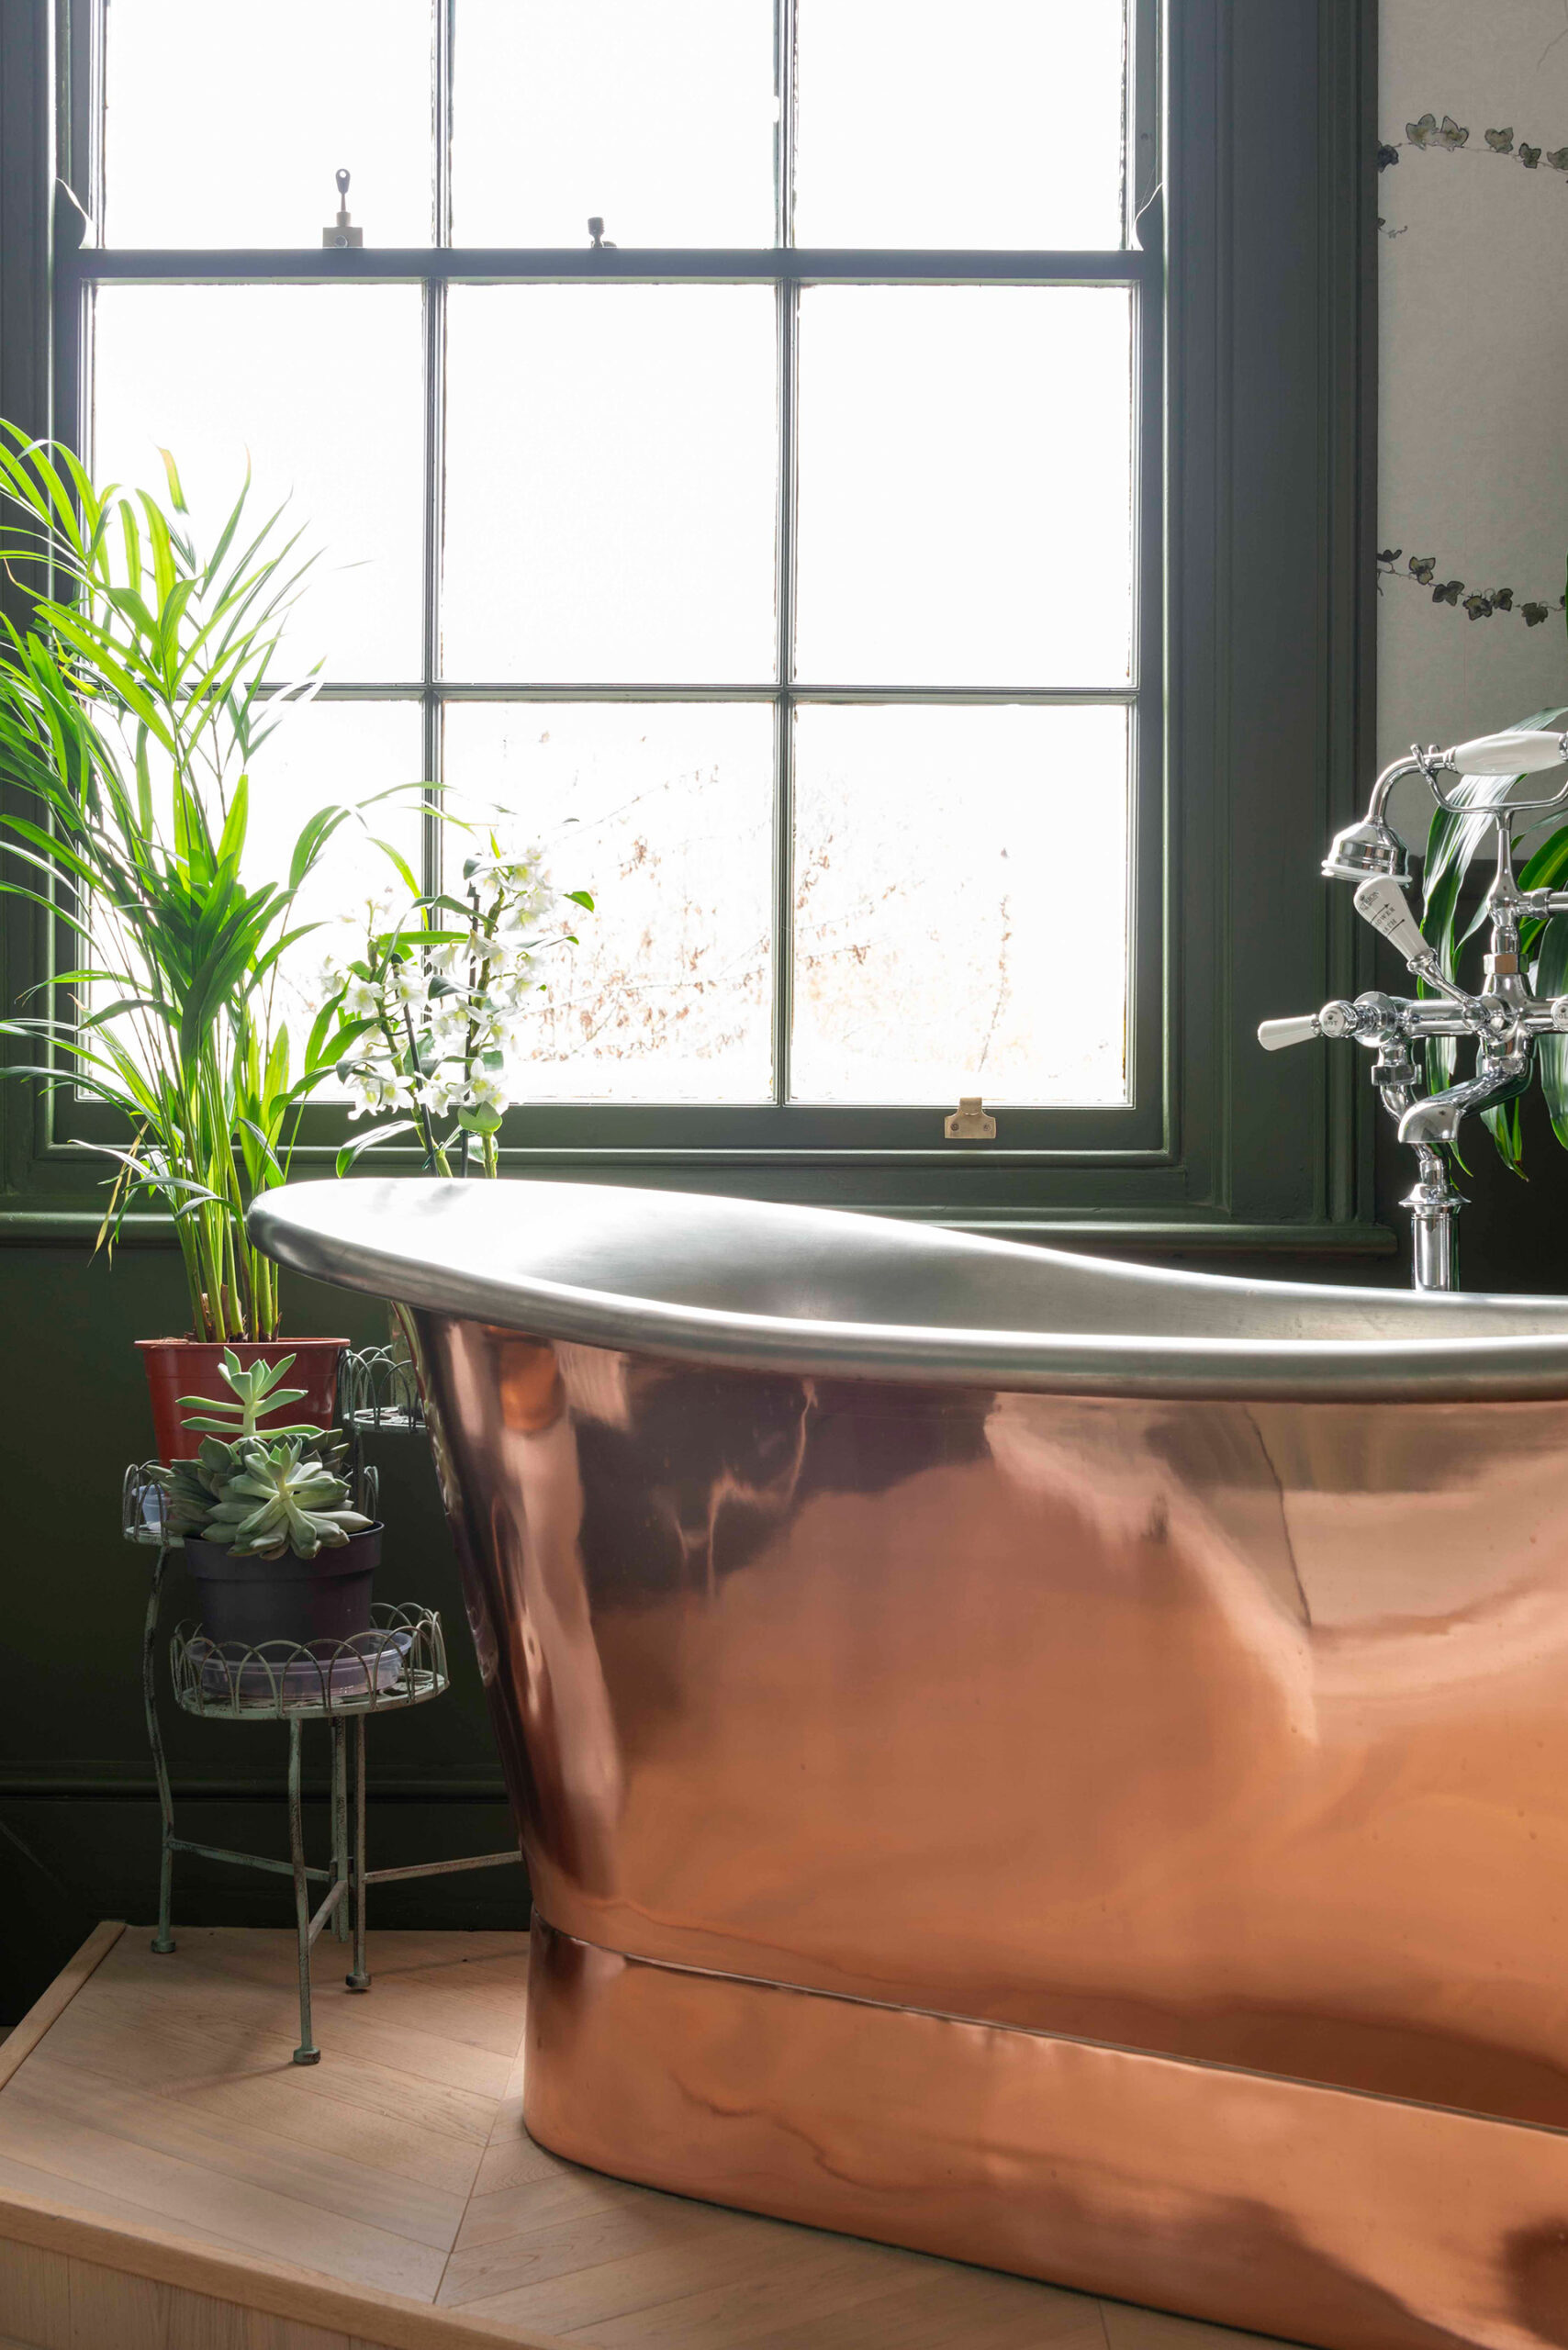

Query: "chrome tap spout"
<box><xmin>1396</xmin><ymin>1048</ymin><xmax>1531</xmax><ymax>1149</ymax></box>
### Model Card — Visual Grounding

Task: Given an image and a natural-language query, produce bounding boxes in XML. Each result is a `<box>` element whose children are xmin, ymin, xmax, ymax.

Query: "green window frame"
<box><xmin>0</xmin><ymin>0</ymin><xmax>1382</xmax><ymax>1254</ymax></box>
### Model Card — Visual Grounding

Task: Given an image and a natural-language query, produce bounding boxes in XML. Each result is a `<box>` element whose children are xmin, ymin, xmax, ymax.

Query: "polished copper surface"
<box><xmin>526</xmin><ymin>1918</ymin><xmax>1568</xmax><ymax>2350</ymax></box>
<box><xmin>418</xmin><ymin>1315</ymin><xmax>1568</xmax><ymax>2131</ymax></box>
<box><xmin>247</xmin><ymin>1182</ymin><xmax>1568</xmax><ymax>2344</ymax></box>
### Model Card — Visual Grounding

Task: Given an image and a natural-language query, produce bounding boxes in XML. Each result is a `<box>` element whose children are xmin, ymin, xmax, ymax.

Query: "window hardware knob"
<box><xmin>944</xmin><ymin>1096</ymin><xmax>997</xmax><ymax>1139</ymax></box>
<box><xmin>324</xmin><ymin>167</ymin><xmax>363</xmax><ymax>251</ymax></box>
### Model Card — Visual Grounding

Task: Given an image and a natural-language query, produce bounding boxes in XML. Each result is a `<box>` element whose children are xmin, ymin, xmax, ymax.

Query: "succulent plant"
<box><xmin>185</xmin><ymin>1436</ymin><xmax>373</xmax><ymax>1561</ymax></box>
<box><xmin>156</xmin><ymin>1347</ymin><xmax>374</xmax><ymax>1560</ymax></box>
<box><xmin>176</xmin><ymin>1348</ymin><xmax>321</xmax><ymax>1446</ymax></box>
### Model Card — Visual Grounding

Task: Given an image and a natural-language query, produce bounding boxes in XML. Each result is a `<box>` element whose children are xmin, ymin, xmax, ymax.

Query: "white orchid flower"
<box><xmin>341</xmin><ymin>978</ymin><xmax>382</xmax><ymax>1022</ymax></box>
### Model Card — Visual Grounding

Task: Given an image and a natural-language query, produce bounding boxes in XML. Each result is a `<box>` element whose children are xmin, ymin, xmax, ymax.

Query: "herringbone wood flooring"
<box><xmin>0</xmin><ymin>1930</ymin><xmax>1299</xmax><ymax>2349</ymax></box>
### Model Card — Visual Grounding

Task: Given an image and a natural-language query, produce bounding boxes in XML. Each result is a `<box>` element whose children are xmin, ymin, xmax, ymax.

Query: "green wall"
<box><xmin>0</xmin><ymin>1241</ymin><xmax>528</xmax><ymax>2021</ymax></box>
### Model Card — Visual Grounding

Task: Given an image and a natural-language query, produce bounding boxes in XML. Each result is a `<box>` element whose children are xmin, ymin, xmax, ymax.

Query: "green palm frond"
<box><xmin>0</xmin><ymin>420</ymin><xmax>412</xmax><ymax>1336</ymax></box>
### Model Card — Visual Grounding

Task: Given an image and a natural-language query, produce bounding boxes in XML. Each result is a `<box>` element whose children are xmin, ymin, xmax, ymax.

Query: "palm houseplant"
<box><xmin>155</xmin><ymin>1349</ymin><xmax>378</xmax><ymax>1650</ymax></box>
<box><xmin>0</xmin><ymin>422</ymin><xmax>400</xmax><ymax>1454</ymax></box>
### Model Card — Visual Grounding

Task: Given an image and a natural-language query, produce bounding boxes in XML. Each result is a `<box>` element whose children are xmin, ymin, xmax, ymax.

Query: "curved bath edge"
<box><xmin>247</xmin><ymin>1179</ymin><xmax>1568</xmax><ymax>1402</ymax></box>
<box><xmin>522</xmin><ymin>1918</ymin><xmax>1568</xmax><ymax>2350</ymax></box>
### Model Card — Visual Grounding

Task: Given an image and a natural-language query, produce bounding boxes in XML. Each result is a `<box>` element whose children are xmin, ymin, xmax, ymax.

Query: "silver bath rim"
<box><xmin>249</xmin><ymin>1180</ymin><xmax>1568</xmax><ymax>1404</ymax></box>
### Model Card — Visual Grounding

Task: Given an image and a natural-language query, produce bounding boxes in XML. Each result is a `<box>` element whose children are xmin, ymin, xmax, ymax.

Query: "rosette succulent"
<box><xmin>155</xmin><ymin>1346</ymin><xmax>373</xmax><ymax>1560</ymax></box>
<box><xmin>170</xmin><ymin>1435</ymin><xmax>374</xmax><ymax>1561</ymax></box>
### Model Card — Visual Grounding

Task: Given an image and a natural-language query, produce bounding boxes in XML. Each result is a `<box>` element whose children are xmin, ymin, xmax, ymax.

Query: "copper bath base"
<box><xmin>526</xmin><ymin>1918</ymin><xmax>1568</xmax><ymax>2350</ymax></box>
<box><xmin>245</xmin><ymin>1182</ymin><xmax>1568</xmax><ymax>2350</ymax></box>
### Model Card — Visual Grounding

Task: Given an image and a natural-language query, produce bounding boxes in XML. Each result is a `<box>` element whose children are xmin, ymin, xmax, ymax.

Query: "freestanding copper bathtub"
<box><xmin>251</xmin><ymin>1180</ymin><xmax>1568</xmax><ymax>2350</ymax></box>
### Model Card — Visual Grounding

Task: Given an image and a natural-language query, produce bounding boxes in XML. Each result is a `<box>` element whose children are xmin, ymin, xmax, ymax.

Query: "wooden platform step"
<box><xmin>0</xmin><ymin>1925</ymin><xmax>1298</xmax><ymax>2350</ymax></box>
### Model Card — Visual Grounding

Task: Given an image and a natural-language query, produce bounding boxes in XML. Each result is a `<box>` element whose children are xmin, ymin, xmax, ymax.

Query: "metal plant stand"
<box><xmin>125</xmin><ymin>1459</ymin><xmax>522</xmax><ymax>2065</ymax></box>
<box><xmin>339</xmin><ymin>1337</ymin><xmax>425</xmax><ymax>1438</ymax></box>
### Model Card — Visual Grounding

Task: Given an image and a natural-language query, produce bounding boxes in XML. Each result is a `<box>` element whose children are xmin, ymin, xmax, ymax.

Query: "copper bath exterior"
<box><xmin>251</xmin><ymin>1181</ymin><xmax>1568</xmax><ymax>2350</ymax></box>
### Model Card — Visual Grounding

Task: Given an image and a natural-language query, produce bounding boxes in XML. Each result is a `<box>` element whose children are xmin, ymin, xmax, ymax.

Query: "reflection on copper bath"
<box><xmin>249</xmin><ymin>1180</ymin><xmax>1568</xmax><ymax>2350</ymax></box>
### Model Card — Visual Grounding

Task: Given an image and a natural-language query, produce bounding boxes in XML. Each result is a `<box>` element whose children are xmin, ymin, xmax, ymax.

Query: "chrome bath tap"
<box><xmin>1259</xmin><ymin>727</ymin><xmax>1568</xmax><ymax>1291</ymax></box>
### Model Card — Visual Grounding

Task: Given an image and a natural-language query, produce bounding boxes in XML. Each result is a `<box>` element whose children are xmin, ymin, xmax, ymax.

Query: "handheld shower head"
<box><xmin>1322</xmin><ymin>817</ymin><xmax>1409</xmax><ymax>886</ymax></box>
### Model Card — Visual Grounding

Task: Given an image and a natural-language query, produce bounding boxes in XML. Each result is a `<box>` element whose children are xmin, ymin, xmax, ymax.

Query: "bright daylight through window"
<box><xmin>91</xmin><ymin>0</ymin><xmax>1139</xmax><ymax>1120</ymax></box>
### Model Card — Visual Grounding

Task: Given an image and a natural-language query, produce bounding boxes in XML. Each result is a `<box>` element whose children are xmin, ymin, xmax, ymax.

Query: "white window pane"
<box><xmin>83</xmin><ymin>702</ymin><xmax>425</xmax><ymax>1095</ymax></box>
<box><xmin>241</xmin><ymin>702</ymin><xmax>428</xmax><ymax>1062</ymax></box>
<box><xmin>93</xmin><ymin>287</ymin><xmax>425</xmax><ymax>683</ymax></box>
<box><xmin>794</xmin><ymin>0</ymin><xmax>1125</xmax><ymax>250</ymax></box>
<box><xmin>105</xmin><ymin>0</ymin><xmax>435</xmax><ymax>247</ymax></box>
<box><xmin>442</xmin><ymin>288</ymin><xmax>778</xmax><ymax>682</ymax></box>
<box><xmin>794</xmin><ymin>286</ymin><xmax>1133</xmax><ymax>688</ymax></box>
<box><xmin>791</xmin><ymin>704</ymin><xmax>1128</xmax><ymax>1104</ymax></box>
<box><xmin>452</xmin><ymin>0</ymin><xmax>776</xmax><ymax>247</ymax></box>
<box><xmin>443</xmin><ymin>704</ymin><xmax>773</xmax><ymax>1101</ymax></box>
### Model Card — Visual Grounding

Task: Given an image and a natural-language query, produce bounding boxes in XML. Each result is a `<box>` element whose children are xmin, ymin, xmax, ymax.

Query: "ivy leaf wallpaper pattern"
<box><xmin>1376</xmin><ymin>552</ymin><xmax>1563</xmax><ymax>626</ymax></box>
<box><xmin>1377</xmin><ymin>98</ymin><xmax>1568</xmax><ymax>595</ymax></box>
<box><xmin>1378</xmin><ymin>108</ymin><xmax>1568</xmax><ymax>236</ymax></box>
<box><xmin>1406</xmin><ymin>110</ymin><xmax>1470</xmax><ymax>148</ymax></box>
<box><xmin>1376</xmin><ymin>0</ymin><xmax>1568</xmax><ymax>783</ymax></box>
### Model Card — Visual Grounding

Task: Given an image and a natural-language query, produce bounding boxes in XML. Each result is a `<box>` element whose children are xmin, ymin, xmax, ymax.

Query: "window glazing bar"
<box><xmin>62</xmin><ymin>248</ymin><xmax>1152</xmax><ymax>287</ymax></box>
<box><xmin>420</xmin><ymin>0</ymin><xmax>454</xmax><ymax>903</ymax></box>
<box><xmin>296</xmin><ymin>682</ymin><xmax>1145</xmax><ymax>704</ymax></box>
<box><xmin>770</xmin><ymin>0</ymin><xmax>799</xmax><ymax>1109</ymax></box>
<box><xmin>420</xmin><ymin>277</ymin><xmax>445</xmax><ymax>908</ymax></box>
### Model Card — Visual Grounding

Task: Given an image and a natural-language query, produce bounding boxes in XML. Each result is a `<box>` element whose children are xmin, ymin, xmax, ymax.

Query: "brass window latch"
<box><xmin>324</xmin><ymin>168</ymin><xmax>363</xmax><ymax>250</ymax></box>
<box><xmin>944</xmin><ymin>1096</ymin><xmax>997</xmax><ymax>1140</ymax></box>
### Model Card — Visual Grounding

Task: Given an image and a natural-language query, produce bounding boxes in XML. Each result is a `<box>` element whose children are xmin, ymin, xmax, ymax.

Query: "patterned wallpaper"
<box><xmin>1378</xmin><ymin>0</ymin><xmax>1568</xmax><ymax>794</ymax></box>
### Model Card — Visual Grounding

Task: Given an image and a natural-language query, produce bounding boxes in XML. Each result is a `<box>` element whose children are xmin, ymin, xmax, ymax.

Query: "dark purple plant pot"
<box><xmin>184</xmin><ymin>1526</ymin><xmax>382</xmax><ymax>1651</ymax></box>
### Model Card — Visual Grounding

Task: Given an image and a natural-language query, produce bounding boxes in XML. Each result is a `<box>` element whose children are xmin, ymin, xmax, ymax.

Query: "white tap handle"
<box><xmin>1353</xmin><ymin>875</ymin><xmax>1433</xmax><ymax>969</ymax></box>
<box><xmin>1258</xmin><ymin>1013</ymin><xmax>1321</xmax><ymax>1052</ymax></box>
<box><xmin>1551</xmin><ymin>997</ymin><xmax>1568</xmax><ymax>1033</ymax></box>
<box><xmin>1443</xmin><ymin>729</ymin><xmax>1568</xmax><ymax>776</ymax></box>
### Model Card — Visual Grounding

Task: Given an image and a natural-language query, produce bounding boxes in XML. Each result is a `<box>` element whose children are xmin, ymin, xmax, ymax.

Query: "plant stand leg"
<box><xmin>143</xmin><ymin>1545</ymin><xmax>175</xmax><ymax>1955</ymax></box>
<box><xmin>330</xmin><ymin>1718</ymin><xmax>350</xmax><ymax>1943</ymax></box>
<box><xmin>288</xmin><ymin>1718</ymin><xmax>319</xmax><ymax>2064</ymax></box>
<box><xmin>346</xmin><ymin>1714</ymin><xmax>370</xmax><ymax>1991</ymax></box>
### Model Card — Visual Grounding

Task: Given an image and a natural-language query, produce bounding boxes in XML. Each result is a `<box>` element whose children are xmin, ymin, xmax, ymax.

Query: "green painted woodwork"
<box><xmin>1</xmin><ymin>0</ymin><xmax>1385</xmax><ymax>1247</ymax></box>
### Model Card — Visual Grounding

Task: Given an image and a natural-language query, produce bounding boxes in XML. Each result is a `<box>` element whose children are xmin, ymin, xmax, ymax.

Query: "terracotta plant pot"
<box><xmin>184</xmin><ymin>1525</ymin><xmax>382</xmax><ymax>1651</ymax></box>
<box><xmin>137</xmin><ymin>1337</ymin><xmax>350</xmax><ymax>1465</ymax></box>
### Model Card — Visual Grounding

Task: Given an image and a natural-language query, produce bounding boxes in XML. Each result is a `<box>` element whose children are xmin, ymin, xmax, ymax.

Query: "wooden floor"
<box><xmin>0</xmin><ymin>1928</ymin><xmax>1303</xmax><ymax>2350</ymax></box>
